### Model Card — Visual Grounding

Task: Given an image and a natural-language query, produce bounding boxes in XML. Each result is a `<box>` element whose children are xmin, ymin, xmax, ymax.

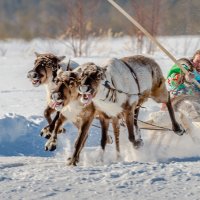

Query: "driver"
<box><xmin>167</xmin><ymin>49</ymin><xmax>200</xmax><ymax>97</ymax></box>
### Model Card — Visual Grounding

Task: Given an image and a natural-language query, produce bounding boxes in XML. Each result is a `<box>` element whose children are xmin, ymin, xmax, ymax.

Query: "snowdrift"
<box><xmin>0</xmin><ymin>113</ymin><xmax>105</xmax><ymax>157</ymax></box>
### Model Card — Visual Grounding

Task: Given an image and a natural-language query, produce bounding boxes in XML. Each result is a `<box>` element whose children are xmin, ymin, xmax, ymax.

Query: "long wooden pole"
<box><xmin>107</xmin><ymin>0</ymin><xmax>200</xmax><ymax>88</ymax></box>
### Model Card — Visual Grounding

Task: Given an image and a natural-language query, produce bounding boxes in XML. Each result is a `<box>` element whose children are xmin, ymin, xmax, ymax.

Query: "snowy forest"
<box><xmin>0</xmin><ymin>0</ymin><xmax>199</xmax><ymax>39</ymax></box>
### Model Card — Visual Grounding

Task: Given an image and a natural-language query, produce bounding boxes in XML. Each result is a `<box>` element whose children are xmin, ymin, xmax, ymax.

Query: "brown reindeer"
<box><xmin>27</xmin><ymin>54</ymin><xmax>120</xmax><ymax>161</ymax></box>
<box><xmin>47</xmin><ymin>65</ymin><xmax>121</xmax><ymax>165</ymax></box>
<box><xmin>27</xmin><ymin>52</ymin><xmax>78</xmax><ymax>138</ymax></box>
<box><xmin>77</xmin><ymin>55</ymin><xmax>185</xmax><ymax>149</ymax></box>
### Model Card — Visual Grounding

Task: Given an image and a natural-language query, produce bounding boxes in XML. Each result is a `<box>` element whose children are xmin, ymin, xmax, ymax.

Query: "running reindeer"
<box><xmin>48</xmin><ymin>55</ymin><xmax>185</xmax><ymax>166</ymax></box>
<box><xmin>77</xmin><ymin>55</ymin><xmax>185</xmax><ymax>149</ymax></box>
<box><xmin>47</xmin><ymin>64</ymin><xmax>120</xmax><ymax>165</ymax></box>
<box><xmin>27</xmin><ymin>54</ymin><xmax>119</xmax><ymax>161</ymax></box>
<box><xmin>27</xmin><ymin>52</ymin><xmax>79</xmax><ymax>138</ymax></box>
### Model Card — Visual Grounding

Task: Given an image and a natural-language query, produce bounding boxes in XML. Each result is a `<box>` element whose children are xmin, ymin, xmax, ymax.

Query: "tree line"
<box><xmin>0</xmin><ymin>0</ymin><xmax>199</xmax><ymax>40</ymax></box>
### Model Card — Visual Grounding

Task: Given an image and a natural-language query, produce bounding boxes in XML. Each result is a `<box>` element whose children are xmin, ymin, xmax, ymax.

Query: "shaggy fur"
<box><xmin>47</xmin><ymin>65</ymin><xmax>121</xmax><ymax>165</ymax></box>
<box><xmin>28</xmin><ymin>56</ymin><xmax>120</xmax><ymax>163</ymax></box>
<box><xmin>27</xmin><ymin>52</ymin><xmax>79</xmax><ymax>137</ymax></box>
<box><xmin>78</xmin><ymin>55</ymin><xmax>185</xmax><ymax>148</ymax></box>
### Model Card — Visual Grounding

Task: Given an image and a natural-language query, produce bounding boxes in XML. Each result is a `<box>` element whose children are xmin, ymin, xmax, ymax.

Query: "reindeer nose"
<box><xmin>51</xmin><ymin>92</ymin><xmax>60</xmax><ymax>101</ymax></box>
<box><xmin>27</xmin><ymin>71</ymin><xmax>38</xmax><ymax>79</ymax></box>
<box><xmin>78</xmin><ymin>85</ymin><xmax>91</xmax><ymax>94</ymax></box>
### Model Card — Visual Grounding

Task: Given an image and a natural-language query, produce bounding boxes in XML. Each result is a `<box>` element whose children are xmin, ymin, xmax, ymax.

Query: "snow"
<box><xmin>1</xmin><ymin>156</ymin><xmax>200</xmax><ymax>200</ymax></box>
<box><xmin>1</xmin><ymin>36</ymin><xmax>200</xmax><ymax>199</ymax></box>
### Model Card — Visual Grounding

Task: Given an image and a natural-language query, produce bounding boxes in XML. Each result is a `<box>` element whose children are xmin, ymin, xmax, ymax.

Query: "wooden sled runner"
<box><xmin>138</xmin><ymin>95</ymin><xmax>200</xmax><ymax>144</ymax></box>
<box><xmin>139</xmin><ymin>95</ymin><xmax>200</xmax><ymax>130</ymax></box>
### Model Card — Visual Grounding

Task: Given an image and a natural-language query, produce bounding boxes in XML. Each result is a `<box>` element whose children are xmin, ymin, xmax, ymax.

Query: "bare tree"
<box><xmin>127</xmin><ymin>0</ymin><xmax>161</xmax><ymax>54</ymax></box>
<box><xmin>129</xmin><ymin>0</ymin><xmax>146</xmax><ymax>54</ymax></box>
<box><xmin>58</xmin><ymin>0</ymin><xmax>100</xmax><ymax>57</ymax></box>
<box><xmin>147</xmin><ymin>0</ymin><xmax>161</xmax><ymax>54</ymax></box>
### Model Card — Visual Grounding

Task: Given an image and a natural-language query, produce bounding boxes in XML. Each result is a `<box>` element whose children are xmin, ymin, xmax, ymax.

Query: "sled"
<box><xmin>138</xmin><ymin>95</ymin><xmax>200</xmax><ymax>144</ymax></box>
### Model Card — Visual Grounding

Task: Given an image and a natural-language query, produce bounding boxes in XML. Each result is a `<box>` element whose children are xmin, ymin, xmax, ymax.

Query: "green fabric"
<box><xmin>167</xmin><ymin>63</ymin><xmax>198</xmax><ymax>97</ymax></box>
<box><xmin>167</xmin><ymin>64</ymin><xmax>188</xmax><ymax>78</ymax></box>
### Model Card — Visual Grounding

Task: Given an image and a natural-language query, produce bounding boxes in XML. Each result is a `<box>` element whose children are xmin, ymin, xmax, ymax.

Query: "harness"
<box><xmin>102</xmin><ymin>60</ymin><xmax>141</xmax><ymax>102</ymax></box>
<box><xmin>121</xmin><ymin>60</ymin><xmax>141</xmax><ymax>95</ymax></box>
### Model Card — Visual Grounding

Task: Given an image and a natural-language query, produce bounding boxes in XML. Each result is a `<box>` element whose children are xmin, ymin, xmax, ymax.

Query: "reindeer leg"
<box><xmin>67</xmin><ymin>117</ymin><xmax>94</xmax><ymax>166</ymax></box>
<box><xmin>44</xmin><ymin>106</ymin><xmax>54</xmax><ymax>124</ymax></box>
<box><xmin>40</xmin><ymin>106</ymin><xmax>55</xmax><ymax>138</ymax></box>
<box><xmin>134</xmin><ymin>106</ymin><xmax>143</xmax><ymax>145</ymax></box>
<box><xmin>111</xmin><ymin>117</ymin><xmax>120</xmax><ymax>160</ymax></box>
<box><xmin>166</xmin><ymin>93</ymin><xmax>185</xmax><ymax>136</ymax></box>
<box><xmin>41</xmin><ymin>111</ymin><xmax>60</xmax><ymax>139</ymax></box>
<box><xmin>41</xmin><ymin>107</ymin><xmax>66</xmax><ymax>139</ymax></box>
<box><xmin>98</xmin><ymin>114</ymin><xmax>110</xmax><ymax>162</ymax></box>
<box><xmin>45</xmin><ymin>113</ymin><xmax>66</xmax><ymax>151</ymax></box>
<box><xmin>125</xmin><ymin>110</ymin><xmax>143</xmax><ymax>149</ymax></box>
<box><xmin>99</xmin><ymin>115</ymin><xmax>110</xmax><ymax>150</ymax></box>
<box><xmin>49</xmin><ymin>111</ymin><xmax>60</xmax><ymax>132</ymax></box>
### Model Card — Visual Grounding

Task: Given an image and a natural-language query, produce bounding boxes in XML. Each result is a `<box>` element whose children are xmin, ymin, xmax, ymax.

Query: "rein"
<box><xmin>135</xmin><ymin>118</ymin><xmax>173</xmax><ymax>132</ymax></box>
<box><xmin>102</xmin><ymin>80</ymin><xmax>140</xmax><ymax>96</ymax></box>
<box><xmin>92</xmin><ymin>118</ymin><xmax>174</xmax><ymax>132</ymax></box>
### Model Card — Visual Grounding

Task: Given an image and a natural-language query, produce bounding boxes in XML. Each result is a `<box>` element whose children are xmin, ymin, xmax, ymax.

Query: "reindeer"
<box><xmin>27</xmin><ymin>55</ymin><xmax>119</xmax><ymax>162</ymax></box>
<box><xmin>77</xmin><ymin>55</ymin><xmax>185</xmax><ymax>149</ymax></box>
<box><xmin>47</xmin><ymin>65</ymin><xmax>121</xmax><ymax>165</ymax></box>
<box><xmin>27</xmin><ymin>52</ymin><xmax>79</xmax><ymax>138</ymax></box>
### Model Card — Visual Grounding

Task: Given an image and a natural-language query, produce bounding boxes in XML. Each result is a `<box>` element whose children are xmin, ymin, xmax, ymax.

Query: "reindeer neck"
<box><xmin>69</xmin><ymin>87</ymin><xmax>80</xmax><ymax>102</ymax></box>
<box><xmin>44</xmin><ymin>77</ymin><xmax>57</xmax><ymax>104</ymax></box>
<box><xmin>44</xmin><ymin>79</ymin><xmax>56</xmax><ymax>92</ymax></box>
<box><xmin>61</xmin><ymin>98</ymin><xmax>85</xmax><ymax>123</ymax></box>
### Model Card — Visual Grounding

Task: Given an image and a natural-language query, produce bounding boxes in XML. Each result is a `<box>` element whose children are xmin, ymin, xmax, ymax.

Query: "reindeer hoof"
<box><xmin>173</xmin><ymin>124</ymin><xmax>185</xmax><ymax>136</ymax></box>
<box><xmin>67</xmin><ymin>156</ymin><xmax>79</xmax><ymax>166</ymax></box>
<box><xmin>133</xmin><ymin>139</ymin><xmax>144</xmax><ymax>149</ymax></box>
<box><xmin>40</xmin><ymin>126</ymin><xmax>52</xmax><ymax>139</ymax></box>
<box><xmin>45</xmin><ymin>139</ymin><xmax>57</xmax><ymax>151</ymax></box>
<box><xmin>67</xmin><ymin>159</ymin><xmax>77</xmax><ymax>166</ymax></box>
<box><xmin>41</xmin><ymin>132</ymin><xmax>51</xmax><ymax>139</ymax></box>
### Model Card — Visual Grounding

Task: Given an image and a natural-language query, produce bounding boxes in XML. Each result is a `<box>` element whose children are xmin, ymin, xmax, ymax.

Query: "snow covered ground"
<box><xmin>2</xmin><ymin>156</ymin><xmax>200</xmax><ymax>200</ymax></box>
<box><xmin>1</xmin><ymin>36</ymin><xmax>200</xmax><ymax>199</ymax></box>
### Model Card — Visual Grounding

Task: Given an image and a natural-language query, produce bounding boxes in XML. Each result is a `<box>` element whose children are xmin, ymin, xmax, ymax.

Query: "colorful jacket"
<box><xmin>167</xmin><ymin>58</ymin><xmax>200</xmax><ymax>96</ymax></box>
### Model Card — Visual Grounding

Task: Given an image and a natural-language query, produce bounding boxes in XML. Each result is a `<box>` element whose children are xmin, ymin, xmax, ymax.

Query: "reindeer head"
<box><xmin>27</xmin><ymin>52</ymin><xmax>65</xmax><ymax>87</ymax></box>
<box><xmin>77</xmin><ymin>63</ymin><xmax>105</xmax><ymax>105</ymax></box>
<box><xmin>50</xmin><ymin>69</ymin><xmax>79</xmax><ymax>111</ymax></box>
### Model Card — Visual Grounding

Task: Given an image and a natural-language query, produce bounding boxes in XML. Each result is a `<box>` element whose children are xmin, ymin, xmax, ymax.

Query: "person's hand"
<box><xmin>185</xmin><ymin>72</ymin><xmax>195</xmax><ymax>82</ymax></box>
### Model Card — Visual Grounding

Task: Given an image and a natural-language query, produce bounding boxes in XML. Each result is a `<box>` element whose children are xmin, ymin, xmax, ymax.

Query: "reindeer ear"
<box><xmin>77</xmin><ymin>68</ymin><xmax>82</xmax><ymax>74</ymax></box>
<box><xmin>97</xmin><ymin>68</ymin><xmax>105</xmax><ymax>80</ymax></box>
<box><xmin>34</xmin><ymin>52</ymin><xmax>41</xmax><ymax>57</ymax></box>
<box><xmin>69</xmin><ymin>72</ymin><xmax>78</xmax><ymax>87</ymax></box>
<box><xmin>56</xmin><ymin>68</ymin><xmax>65</xmax><ymax>81</ymax></box>
<box><xmin>57</xmin><ymin>56</ymin><xmax>66</xmax><ymax>62</ymax></box>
